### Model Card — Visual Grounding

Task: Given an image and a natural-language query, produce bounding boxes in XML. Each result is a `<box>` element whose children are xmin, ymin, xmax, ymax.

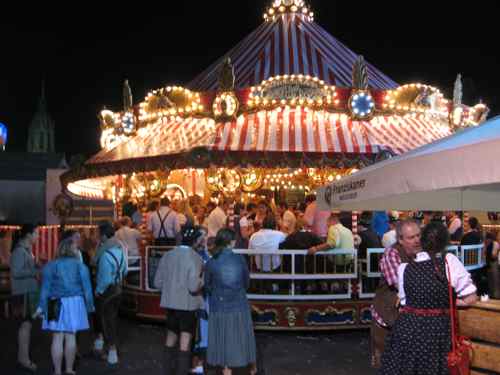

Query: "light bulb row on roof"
<box><xmin>264</xmin><ymin>0</ymin><xmax>314</xmax><ymax>22</ymax></box>
<box><xmin>252</xmin><ymin>74</ymin><xmax>332</xmax><ymax>90</ymax></box>
<box><xmin>383</xmin><ymin>83</ymin><xmax>449</xmax><ymax>117</ymax></box>
<box><xmin>247</xmin><ymin>96</ymin><xmax>340</xmax><ymax>108</ymax></box>
<box><xmin>139</xmin><ymin>85</ymin><xmax>204</xmax><ymax>121</ymax></box>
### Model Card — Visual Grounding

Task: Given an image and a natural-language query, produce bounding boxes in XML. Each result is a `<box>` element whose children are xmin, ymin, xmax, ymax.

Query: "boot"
<box><xmin>175</xmin><ymin>350</ymin><xmax>191</xmax><ymax>375</ymax></box>
<box><xmin>164</xmin><ymin>346</ymin><xmax>177</xmax><ymax>374</ymax></box>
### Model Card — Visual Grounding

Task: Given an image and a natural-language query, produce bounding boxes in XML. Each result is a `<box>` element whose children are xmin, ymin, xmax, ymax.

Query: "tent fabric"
<box><xmin>87</xmin><ymin>111</ymin><xmax>450</xmax><ymax>165</ymax></box>
<box><xmin>317</xmin><ymin>116</ymin><xmax>500</xmax><ymax>211</ymax></box>
<box><xmin>188</xmin><ymin>13</ymin><xmax>398</xmax><ymax>91</ymax></box>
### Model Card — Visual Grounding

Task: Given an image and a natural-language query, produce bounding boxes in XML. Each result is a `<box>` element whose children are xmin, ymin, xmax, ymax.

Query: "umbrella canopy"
<box><xmin>317</xmin><ymin>116</ymin><xmax>500</xmax><ymax>211</ymax></box>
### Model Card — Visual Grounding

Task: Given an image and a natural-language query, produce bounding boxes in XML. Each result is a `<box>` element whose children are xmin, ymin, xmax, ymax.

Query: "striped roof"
<box><xmin>188</xmin><ymin>13</ymin><xmax>398</xmax><ymax>91</ymax></box>
<box><xmin>87</xmin><ymin>111</ymin><xmax>450</xmax><ymax>166</ymax></box>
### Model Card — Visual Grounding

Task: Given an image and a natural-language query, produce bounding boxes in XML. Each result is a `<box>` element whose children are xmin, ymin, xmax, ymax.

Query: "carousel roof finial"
<box><xmin>123</xmin><ymin>79</ymin><xmax>133</xmax><ymax>111</ymax></box>
<box><xmin>453</xmin><ymin>73</ymin><xmax>463</xmax><ymax>107</ymax></box>
<box><xmin>352</xmin><ymin>55</ymin><xmax>369</xmax><ymax>90</ymax></box>
<box><xmin>218</xmin><ymin>57</ymin><xmax>235</xmax><ymax>92</ymax></box>
<box><xmin>264</xmin><ymin>0</ymin><xmax>314</xmax><ymax>22</ymax></box>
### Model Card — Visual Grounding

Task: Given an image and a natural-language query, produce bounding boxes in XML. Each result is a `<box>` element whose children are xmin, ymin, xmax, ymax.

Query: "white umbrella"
<box><xmin>317</xmin><ymin>116</ymin><xmax>500</xmax><ymax>211</ymax></box>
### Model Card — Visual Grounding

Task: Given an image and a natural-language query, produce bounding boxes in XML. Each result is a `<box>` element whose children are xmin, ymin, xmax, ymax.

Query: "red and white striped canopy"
<box><xmin>88</xmin><ymin>110</ymin><xmax>451</xmax><ymax>165</ymax></box>
<box><xmin>188</xmin><ymin>13</ymin><xmax>398</xmax><ymax>91</ymax></box>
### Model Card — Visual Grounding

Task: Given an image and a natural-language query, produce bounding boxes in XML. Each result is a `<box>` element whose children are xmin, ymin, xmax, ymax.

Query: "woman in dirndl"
<box><xmin>38</xmin><ymin>237</ymin><xmax>95</xmax><ymax>375</ymax></box>
<box><xmin>205</xmin><ymin>228</ymin><xmax>256</xmax><ymax>375</ymax></box>
<box><xmin>379</xmin><ymin>222</ymin><xmax>478</xmax><ymax>375</ymax></box>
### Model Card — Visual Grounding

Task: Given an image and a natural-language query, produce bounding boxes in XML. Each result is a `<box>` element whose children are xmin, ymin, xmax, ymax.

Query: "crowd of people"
<box><xmin>8</xmin><ymin>221</ymin><xmax>127</xmax><ymax>374</ymax></box>
<box><xmin>3</xmin><ymin>194</ymin><xmax>498</xmax><ymax>374</ymax></box>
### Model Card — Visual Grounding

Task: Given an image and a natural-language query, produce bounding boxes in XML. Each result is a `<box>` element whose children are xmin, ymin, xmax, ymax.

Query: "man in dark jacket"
<box><xmin>357</xmin><ymin>212</ymin><xmax>382</xmax><ymax>260</ymax></box>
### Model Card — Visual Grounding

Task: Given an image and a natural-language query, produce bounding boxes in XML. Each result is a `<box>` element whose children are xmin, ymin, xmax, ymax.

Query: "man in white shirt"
<box><xmin>206</xmin><ymin>200</ymin><xmax>228</xmax><ymax>239</ymax></box>
<box><xmin>249</xmin><ymin>215</ymin><xmax>286</xmax><ymax>273</ymax></box>
<box><xmin>115</xmin><ymin>216</ymin><xmax>142</xmax><ymax>257</ymax></box>
<box><xmin>147</xmin><ymin>197</ymin><xmax>181</xmax><ymax>246</ymax></box>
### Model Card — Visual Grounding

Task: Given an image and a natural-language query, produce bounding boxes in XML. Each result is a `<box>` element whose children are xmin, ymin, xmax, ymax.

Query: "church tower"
<box><xmin>27</xmin><ymin>81</ymin><xmax>56</xmax><ymax>153</ymax></box>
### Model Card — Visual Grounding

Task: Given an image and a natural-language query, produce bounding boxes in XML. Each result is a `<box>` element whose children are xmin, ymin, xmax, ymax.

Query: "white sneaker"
<box><xmin>107</xmin><ymin>349</ymin><xmax>119</xmax><ymax>365</ymax></box>
<box><xmin>93</xmin><ymin>338</ymin><xmax>104</xmax><ymax>351</ymax></box>
<box><xmin>191</xmin><ymin>365</ymin><xmax>204</xmax><ymax>374</ymax></box>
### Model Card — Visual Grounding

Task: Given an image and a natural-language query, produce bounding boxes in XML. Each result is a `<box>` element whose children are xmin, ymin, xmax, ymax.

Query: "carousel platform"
<box><xmin>121</xmin><ymin>245</ymin><xmax>485</xmax><ymax>331</ymax></box>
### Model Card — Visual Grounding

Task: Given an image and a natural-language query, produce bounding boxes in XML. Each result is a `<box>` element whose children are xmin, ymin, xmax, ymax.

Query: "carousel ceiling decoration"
<box><xmin>117</xmin><ymin>171</ymin><xmax>171</xmax><ymax>204</ymax></box>
<box><xmin>383</xmin><ymin>83</ymin><xmax>448</xmax><ymax>116</ymax></box>
<box><xmin>62</xmin><ymin>0</ymin><xmax>490</xmax><ymax>200</ymax></box>
<box><xmin>213</xmin><ymin>58</ymin><xmax>240</xmax><ymax>120</ymax></box>
<box><xmin>248</xmin><ymin>75</ymin><xmax>338</xmax><ymax>110</ymax></box>
<box><xmin>140</xmin><ymin>86</ymin><xmax>203</xmax><ymax>121</ymax></box>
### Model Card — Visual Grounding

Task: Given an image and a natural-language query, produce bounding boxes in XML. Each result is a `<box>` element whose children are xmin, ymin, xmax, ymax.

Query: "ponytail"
<box><xmin>421</xmin><ymin>222</ymin><xmax>449</xmax><ymax>282</ymax></box>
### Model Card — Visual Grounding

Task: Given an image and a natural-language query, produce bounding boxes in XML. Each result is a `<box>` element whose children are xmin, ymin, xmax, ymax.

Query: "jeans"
<box><xmin>96</xmin><ymin>285</ymin><xmax>122</xmax><ymax>347</ymax></box>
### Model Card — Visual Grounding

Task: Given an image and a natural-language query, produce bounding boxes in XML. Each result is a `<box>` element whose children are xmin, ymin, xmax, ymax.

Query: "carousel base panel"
<box><xmin>121</xmin><ymin>288</ymin><xmax>373</xmax><ymax>330</ymax></box>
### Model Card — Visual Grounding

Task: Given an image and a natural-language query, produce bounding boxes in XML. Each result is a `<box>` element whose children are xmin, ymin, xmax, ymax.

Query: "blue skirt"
<box><xmin>42</xmin><ymin>296</ymin><xmax>89</xmax><ymax>333</ymax></box>
<box><xmin>207</xmin><ymin>308</ymin><xmax>256</xmax><ymax>368</ymax></box>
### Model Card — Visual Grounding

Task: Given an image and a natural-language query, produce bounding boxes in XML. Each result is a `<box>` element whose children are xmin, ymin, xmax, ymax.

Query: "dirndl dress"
<box><xmin>379</xmin><ymin>259</ymin><xmax>451</xmax><ymax>375</ymax></box>
<box><xmin>207</xmin><ymin>304</ymin><xmax>256</xmax><ymax>368</ymax></box>
<box><xmin>42</xmin><ymin>296</ymin><xmax>89</xmax><ymax>333</ymax></box>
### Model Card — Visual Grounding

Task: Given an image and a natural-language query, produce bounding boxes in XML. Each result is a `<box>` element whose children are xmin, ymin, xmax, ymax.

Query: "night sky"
<box><xmin>1</xmin><ymin>1</ymin><xmax>499</xmax><ymax>158</ymax></box>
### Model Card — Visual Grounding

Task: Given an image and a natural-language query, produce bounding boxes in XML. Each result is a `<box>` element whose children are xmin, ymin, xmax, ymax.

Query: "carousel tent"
<box><xmin>62</xmin><ymin>0</ymin><xmax>486</xmax><ymax>198</ymax></box>
<box><xmin>63</xmin><ymin>1</ymin><xmax>455</xmax><ymax>184</ymax></box>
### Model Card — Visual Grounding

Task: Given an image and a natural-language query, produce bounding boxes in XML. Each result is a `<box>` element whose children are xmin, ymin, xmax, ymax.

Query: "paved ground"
<box><xmin>1</xmin><ymin>317</ymin><xmax>375</xmax><ymax>375</ymax></box>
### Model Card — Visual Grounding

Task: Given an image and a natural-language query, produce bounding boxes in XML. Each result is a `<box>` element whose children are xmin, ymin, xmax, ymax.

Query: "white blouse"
<box><xmin>398</xmin><ymin>252</ymin><xmax>477</xmax><ymax>306</ymax></box>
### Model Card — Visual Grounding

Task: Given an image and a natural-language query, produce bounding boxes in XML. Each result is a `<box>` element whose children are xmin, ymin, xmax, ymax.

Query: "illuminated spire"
<box><xmin>263</xmin><ymin>0</ymin><xmax>314</xmax><ymax>22</ymax></box>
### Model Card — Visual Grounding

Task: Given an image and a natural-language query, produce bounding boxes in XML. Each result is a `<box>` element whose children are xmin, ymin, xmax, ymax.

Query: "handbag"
<box><xmin>47</xmin><ymin>298</ymin><xmax>61</xmax><ymax>322</ymax></box>
<box><xmin>445</xmin><ymin>259</ymin><xmax>473</xmax><ymax>375</ymax></box>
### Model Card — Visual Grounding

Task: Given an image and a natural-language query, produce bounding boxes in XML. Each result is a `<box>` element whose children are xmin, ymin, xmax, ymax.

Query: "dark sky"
<box><xmin>1</xmin><ymin>1</ymin><xmax>499</xmax><ymax>157</ymax></box>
